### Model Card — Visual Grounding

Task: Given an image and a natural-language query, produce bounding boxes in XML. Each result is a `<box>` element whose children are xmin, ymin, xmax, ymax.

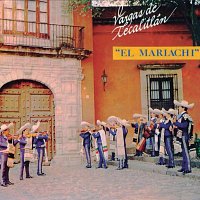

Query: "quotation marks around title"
<box><xmin>113</xmin><ymin>47</ymin><xmax>200</xmax><ymax>61</ymax></box>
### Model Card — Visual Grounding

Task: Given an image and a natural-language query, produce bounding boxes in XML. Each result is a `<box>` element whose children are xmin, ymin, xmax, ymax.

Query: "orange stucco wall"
<box><xmin>73</xmin><ymin>9</ymin><xmax>95</xmax><ymax>124</ymax></box>
<box><xmin>93</xmin><ymin>23</ymin><xmax>200</xmax><ymax>135</ymax></box>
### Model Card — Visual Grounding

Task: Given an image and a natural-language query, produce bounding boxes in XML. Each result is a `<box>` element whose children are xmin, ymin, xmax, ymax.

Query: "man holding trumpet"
<box><xmin>17</xmin><ymin>122</ymin><xmax>33</xmax><ymax>180</ymax></box>
<box><xmin>32</xmin><ymin>121</ymin><xmax>48</xmax><ymax>176</ymax></box>
<box><xmin>108</xmin><ymin>116</ymin><xmax>129</xmax><ymax>170</ymax></box>
<box><xmin>92</xmin><ymin>120</ymin><xmax>108</xmax><ymax>169</ymax></box>
<box><xmin>79</xmin><ymin>121</ymin><xmax>93</xmax><ymax>168</ymax></box>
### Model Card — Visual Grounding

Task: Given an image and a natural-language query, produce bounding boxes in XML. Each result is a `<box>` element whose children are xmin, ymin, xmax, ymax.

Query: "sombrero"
<box><xmin>17</xmin><ymin>123</ymin><xmax>31</xmax><ymax>134</ymax></box>
<box><xmin>162</xmin><ymin>108</ymin><xmax>178</xmax><ymax>116</ymax></box>
<box><xmin>81</xmin><ymin>121</ymin><xmax>93</xmax><ymax>129</ymax></box>
<box><xmin>174</xmin><ymin>100</ymin><xmax>194</xmax><ymax>109</ymax></box>
<box><xmin>118</xmin><ymin>119</ymin><xmax>130</xmax><ymax>127</ymax></box>
<box><xmin>0</xmin><ymin>123</ymin><xmax>14</xmax><ymax>133</ymax></box>
<box><xmin>107</xmin><ymin>116</ymin><xmax>118</xmax><ymax>124</ymax></box>
<box><xmin>31</xmin><ymin>121</ymin><xmax>40</xmax><ymax>133</ymax></box>
<box><xmin>96</xmin><ymin>120</ymin><xmax>107</xmax><ymax>127</ymax></box>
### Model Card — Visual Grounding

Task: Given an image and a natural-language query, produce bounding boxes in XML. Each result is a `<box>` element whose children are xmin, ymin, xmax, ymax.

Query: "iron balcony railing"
<box><xmin>0</xmin><ymin>19</ymin><xmax>84</xmax><ymax>51</ymax></box>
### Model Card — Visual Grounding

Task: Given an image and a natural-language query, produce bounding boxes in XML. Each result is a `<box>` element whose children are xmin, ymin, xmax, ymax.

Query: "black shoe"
<box><xmin>182</xmin><ymin>170</ymin><xmax>192</xmax><ymax>175</ymax></box>
<box><xmin>97</xmin><ymin>166</ymin><xmax>102</xmax><ymax>169</ymax></box>
<box><xmin>6</xmin><ymin>181</ymin><xmax>14</xmax><ymax>185</ymax></box>
<box><xmin>86</xmin><ymin>165</ymin><xmax>92</xmax><ymax>168</ymax></box>
<box><xmin>26</xmin><ymin>176</ymin><xmax>33</xmax><ymax>178</ymax></box>
<box><xmin>1</xmin><ymin>183</ymin><xmax>8</xmax><ymax>187</ymax></box>
<box><xmin>37</xmin><ymin>173</ymin><xmax>46</xmax><ymax>176</ymax></box>
<box><xmin>166</xmin><ymin>165</ymin><xmax>175</xmax><ymax>169</ymax></box>
<box><xmin>177</xmin><ymin>169</ymin><xmax>184</xmax><ymax>172</ymax></box>
<box><xmin>20</xmin><ymin>177</ymin><xmax>23</xmax><ymax>180</ymax></box>
<box><xmin>123</xmin><ymin>165</ymin><xmax>128</xmax><ymax>169</ymax></box>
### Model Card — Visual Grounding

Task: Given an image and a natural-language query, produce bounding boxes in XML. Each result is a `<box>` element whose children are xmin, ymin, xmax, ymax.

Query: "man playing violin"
<box><xmin>0</xmin><ymin>123</ymin><xmax>18</xmax><ymax>187</ymax></box>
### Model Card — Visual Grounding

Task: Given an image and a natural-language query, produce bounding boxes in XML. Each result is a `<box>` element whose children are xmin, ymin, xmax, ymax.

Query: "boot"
<box><xmin>123</xmin><ymin>159</ymin><xmax>128</xmax><ymax>169</ymax></box>
<box><xmin>112</xmin><ymin>152</ymin><xmax>115</xmax><ymax>161</ymax></box>
<box><xmin>155</xmin><ymin>151</ymin><xmax>159</xmax><ymax>156</ymax></box>
<box><xmin>116</xmin><ymin>159</ymin><xmax>122</xmax><ymax>170</ymax></box>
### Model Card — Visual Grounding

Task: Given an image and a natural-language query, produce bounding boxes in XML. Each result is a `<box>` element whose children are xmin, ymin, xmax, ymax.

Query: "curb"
<box><xmin>108</xmin><ymin>159</ymin><xmax>200</xmax><ymax>180</ymax></box>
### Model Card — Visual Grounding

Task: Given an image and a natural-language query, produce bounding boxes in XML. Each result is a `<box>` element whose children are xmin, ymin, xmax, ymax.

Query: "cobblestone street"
<box><xmin>1</xmin><ymin>160</ymin><xmax>200</xmax><ymax>200</ymax></box>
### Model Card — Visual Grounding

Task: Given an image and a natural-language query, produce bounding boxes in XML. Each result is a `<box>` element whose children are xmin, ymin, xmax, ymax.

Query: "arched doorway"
<box><xmin>0</xmin><ymin>79</ymin><xmax>55</xmax><ymax>161</ymax></box>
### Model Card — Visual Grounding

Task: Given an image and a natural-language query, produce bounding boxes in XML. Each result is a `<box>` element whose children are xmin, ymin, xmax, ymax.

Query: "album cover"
<box><xmin>0</xmin><ymin>1</ymin><xmax>200</xmax><ymax>199</ymax></box>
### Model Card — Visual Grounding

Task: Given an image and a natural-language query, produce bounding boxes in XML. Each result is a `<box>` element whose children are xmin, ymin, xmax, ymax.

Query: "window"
<box><xmin>146</xmin><ymin>74</ymin><xmax>178</xmax><ymax>110</ymax></box>
<box><xmin>3</xmin><ymin>0</ymin><xmax>49</xmax><ymax>37</ymax></box>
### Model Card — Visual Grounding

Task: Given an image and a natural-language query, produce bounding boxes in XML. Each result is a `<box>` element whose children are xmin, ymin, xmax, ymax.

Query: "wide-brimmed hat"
<box><xmin>154</xmin><ymin>109</ymin><xmax>164</xmax><ymax>115</ymax></box>
<box><xmin>162</xmin><ymin>108</ymin><xmax>178</xmax><ymax>116</ymax></box>
<box><xmin>96</xmin><ymin>120</ymin><xmax>107</xmax><ymax>127</ymax></box>
<box><xmin>107</xmin><ymin>116</ymin><xmax>118</xmax><ymax>125</ymax></box>
<box><xmin>17</xmin><ymin>123</ymin><xmax>31</xmax><ymax>134</ymax></box>
<box><xmin>149</xmin><ymin>107</ymin><xmax>163</xmax><ymax>115</ymax></box>
<box><xmin>133</xmin><ymin>113</ymin><xmax>143</xmax><ymax>118</ymax></box>
<box><xmin>149</xmin><ymin>107</ymin><xmax>154</xmax><ymax>113</ymax></box>
<box><xmin>117</xmin><ymin>119</ymin><xmax>130</xmax><ymax>127</ymax></box>
<box><xmin>133</xmin><ymin>113</ymin><xmax>147</xmax><ymax>119</ymax></box>
<box><xmin>81</xmin><ymin>121</ymin><xmax>93</xmax><ymax>129</ymax></box>
<box><xmin>0</xmin><ymin>123</ymin><xmax>14</xmax><ymax>133</ymax></box>
<box><xmin>31</xmin><ymin>121</ymin><xmax>40</xmax><ymax>133</ymax></box>
<box><xmin>174</xmin><ymin>100</ymin><xmax>194</xmax><ymax>109</ymax></box>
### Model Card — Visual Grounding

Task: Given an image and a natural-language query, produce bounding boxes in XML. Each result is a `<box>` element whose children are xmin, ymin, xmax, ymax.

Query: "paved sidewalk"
<box><xmin>109</xmin><ymin>159</ymin><xmax>200</xmax><ymax>180</ymax></box>
<box><xmin>0</xmin><ymin>160</ymin><xmax>200</xmax><ymax>200</ymax></box>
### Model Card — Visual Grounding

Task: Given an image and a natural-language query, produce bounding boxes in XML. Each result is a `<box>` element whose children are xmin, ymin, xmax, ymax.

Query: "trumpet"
<box><xmin>107</xmin><ymin>124</ymin><xmax>120</xmax><ymax>129</ymax></box>
<box><xmin>25</xmin><ymin>131</ymin><xmax>48</xmax><ymax>138</ymax></box>
<box><xmin>90</xmin><ymin>126</ymin><xmax>102</xmax><ymax>133</ymax></box>
<box><xmin>25</xmin><ymin>133</ymin><xmax>38</xmax><ymax>138</ymax></box>
<box><xmin>80</xmin><ymin>128</ymin><xmax>90</xmax><ymax>134</ymax></box>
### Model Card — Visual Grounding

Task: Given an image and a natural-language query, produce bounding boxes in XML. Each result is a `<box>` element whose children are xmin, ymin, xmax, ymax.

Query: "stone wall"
<box><xmin>0</xmin><ymin>54</ymin><xmax>83</xmax><ymax>165</ymax></box>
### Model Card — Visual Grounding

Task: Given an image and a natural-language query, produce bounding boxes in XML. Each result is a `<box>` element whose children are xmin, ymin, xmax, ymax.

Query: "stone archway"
<box><xmin>0</xmin><ymin>79</ymin><xmax>55</xmax><ymax>161</ymax></box>
<box><xmin>0</xmin><ymin>55</ymin><xmax>83</xmax><ymax>165</ymax></box>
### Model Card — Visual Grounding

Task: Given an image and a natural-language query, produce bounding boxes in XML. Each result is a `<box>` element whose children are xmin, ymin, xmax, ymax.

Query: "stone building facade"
<box><xmin>0</xmin><ymin>0</ymin><xmax>91</xmax><ymax>164</ymax></box>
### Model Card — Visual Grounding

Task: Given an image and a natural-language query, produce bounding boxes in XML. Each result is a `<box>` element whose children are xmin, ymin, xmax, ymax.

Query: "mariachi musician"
<box><xmin>79</xmin><ymin>121</ymin><xmax>93</xmax><ymax>168</ymax></box>
<box><xmin>0</xmin><ymin>123</ymin><xmax>18</xmax><ymax>187</ymax></box>
<box><xmin>153</xmin><ymin>109</ymin><xmax>166</xmax><ymax>165</ymax></box>
<box><xmin>108</xmin><ymin>116</ymin><xmax>129</xmax><ymax>170</ymax></box>
<box><xmin>17</xmin><ymin>122</ymin><xmax>33</xmax><ymax>180</ymax></box>
<box><xmin>159</xmin><ymin>108</ymin><xmax>177</xmax><ymax>168</ymax></box>
<box><xmin>107</xmin><ymin>116</ymin><xmax>117</xmax><ymax>161</ymax></box>
<box><xmin>131</xmin><ymin>114</ymin><xmax>147</xmax><ymax>157</ymax></box>
<box><xmin>32</xmin><ymin>121</ymin><xmax>48</xmax><ymax>176</ymax></box>
<box><xmin>148</xmin><ymin>108</ymin><xmax>157</xmax><ymax>157</ymax></box>
<box><xmin>92</xmin><ymin>120</ymin><xmax>108</xmax><ymax>169</ymax></box>
<box><xmin>173</xmin><ymin>100</ymin><xmax>194</xmax><ymax>174</ymax></box>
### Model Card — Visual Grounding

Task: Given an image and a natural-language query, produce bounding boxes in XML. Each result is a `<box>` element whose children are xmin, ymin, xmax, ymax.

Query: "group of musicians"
<box><xmin>80</xmin><ymin>99</ymin><xmax>194</xmax><ymax>175</ymax></box>
<box><xmin>80</xmin><ymin>117</ymin><xmax>129</xmax><ymax>170</ymax></box>
<box><xmin>0</xmin><ymin>121</ymin><xmax>48</xmax><ymax>187</ymax></box>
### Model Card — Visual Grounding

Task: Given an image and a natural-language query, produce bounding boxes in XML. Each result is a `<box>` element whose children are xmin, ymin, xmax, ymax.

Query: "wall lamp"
<box><xmin>101</xmin><ymin>69</ymin><xmax>107</xmax><ymax>91</ymax></box>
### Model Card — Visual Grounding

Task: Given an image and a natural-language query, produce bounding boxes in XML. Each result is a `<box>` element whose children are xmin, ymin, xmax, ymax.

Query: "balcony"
<box><xmin>0</xmin><ymin>19</ymin><xmax>91</xmax><ymax>60</ymax></box>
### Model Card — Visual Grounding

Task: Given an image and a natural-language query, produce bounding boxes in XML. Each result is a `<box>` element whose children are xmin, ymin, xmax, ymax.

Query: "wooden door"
<box><xmin>0</xmin><ymin>80</ymin><xmax>55</xmax><ymax>162</ymax></box>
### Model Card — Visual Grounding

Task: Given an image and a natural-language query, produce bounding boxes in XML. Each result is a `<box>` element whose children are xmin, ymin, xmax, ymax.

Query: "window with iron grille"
<box><xmin>146</xmin><ymin>74</ymin><xmax>178</xmax><ymax>111</ymax></box>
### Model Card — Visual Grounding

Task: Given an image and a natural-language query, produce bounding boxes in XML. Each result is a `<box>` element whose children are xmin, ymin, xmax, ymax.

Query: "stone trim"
<box><xmin>137</xmin><ymin>63</ymin><xmax>185</xmax><ymax>70</ymax></box>
<box><xmin>139</xmin><ymin>66</ymin><xmax>183</xmax><ymax>118</ymax></box>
